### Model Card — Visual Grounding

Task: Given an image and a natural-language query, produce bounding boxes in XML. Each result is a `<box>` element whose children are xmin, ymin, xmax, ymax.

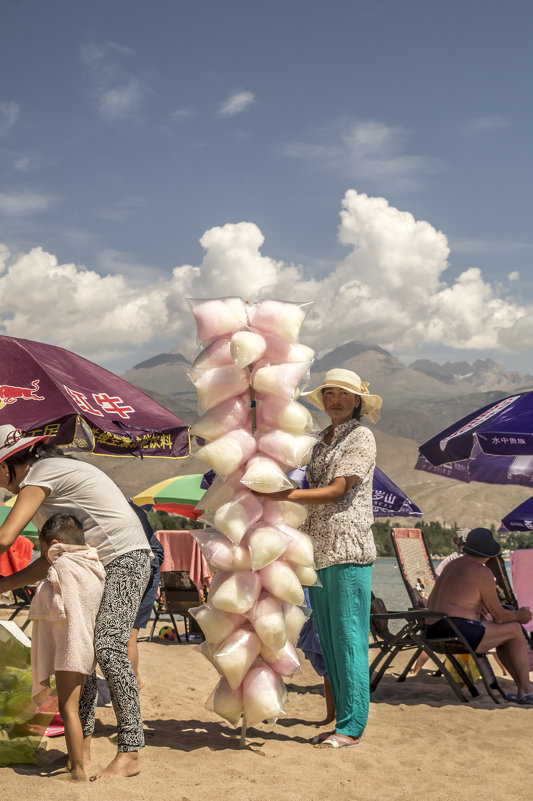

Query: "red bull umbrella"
<box><xmin>0</xmin><ymin>335</ymin><xmax>190</xmax><ymax>458</ymax></box>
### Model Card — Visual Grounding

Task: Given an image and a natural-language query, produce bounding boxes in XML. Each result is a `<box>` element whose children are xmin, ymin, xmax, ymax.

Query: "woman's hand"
<box><xmin>0</xmin><ymin>485</ymin><xmax>46</xmax><ymax>553</ymax></box>
<box><xmin>251</xmin><ymin>489</ymin><xmax>295</xmax><ymax>501</ymax></box>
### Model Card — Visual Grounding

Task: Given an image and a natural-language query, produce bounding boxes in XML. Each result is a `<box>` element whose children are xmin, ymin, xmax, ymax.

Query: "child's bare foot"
<box><xmin>69</xmin><ymin>766</ymin><xmax>87</xmax><ymax>781</ymax></box>
<box><xmin>90</xmin><ymin>752</ymin><xmax>140</xmax><ymax>780</ymax></box>
<box><xmin>137</xmin><ymin>676</ymin><xmax>146</xmax><ymax>691</ymax></box>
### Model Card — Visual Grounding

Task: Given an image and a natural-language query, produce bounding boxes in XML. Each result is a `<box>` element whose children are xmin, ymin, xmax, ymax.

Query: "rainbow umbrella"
<box><xmin>131</xmin><ymin>474</ymin><xmax>206</xmax><ymax>521</ymax></box>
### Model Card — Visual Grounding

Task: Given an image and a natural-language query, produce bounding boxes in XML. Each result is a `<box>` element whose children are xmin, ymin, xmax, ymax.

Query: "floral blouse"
<box><xmin>302</xmin><ymin>419</ymin><xmax>376</xmax><ymax>570</ymax></box>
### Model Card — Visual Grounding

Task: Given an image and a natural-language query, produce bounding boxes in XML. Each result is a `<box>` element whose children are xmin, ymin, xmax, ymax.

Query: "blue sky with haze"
<box><xmin>1</xmin><ymin>0</ymin><xmax>532</xmax><ymax>374</ymax></box>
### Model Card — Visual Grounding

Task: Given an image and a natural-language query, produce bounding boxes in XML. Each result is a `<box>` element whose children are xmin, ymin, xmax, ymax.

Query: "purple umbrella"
<box><xmin>416</xmin><ymin>391</ymin><xmax>533</xmax><ymax>487</ymax></box>
<box><xmin>0</xmin><ymin>336</ymin><xmax>190</xmax><ymax>458</ymax></box>
<box><xmin>499</xmin><ymin>496</ymin><xmax>533</xmax><ymax>533</ymax></box>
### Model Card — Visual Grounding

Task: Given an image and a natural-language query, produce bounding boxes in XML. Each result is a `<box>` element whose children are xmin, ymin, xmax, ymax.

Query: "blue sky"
<box><xmin>1</xmin><ymin>0</ymin><xmax>533</xmax><ymax>374</ymax></box>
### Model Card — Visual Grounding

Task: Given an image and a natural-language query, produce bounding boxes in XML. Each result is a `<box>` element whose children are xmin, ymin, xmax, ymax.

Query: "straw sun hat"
<box><xmin>0</xmin><ymin>424</ymin><xmax>49</xmax><ymax>463</ymax></box>
<box><xmin>301</xmin><ymin>368</ymin><xmax>382</xmax><ymax>423</ymax></box>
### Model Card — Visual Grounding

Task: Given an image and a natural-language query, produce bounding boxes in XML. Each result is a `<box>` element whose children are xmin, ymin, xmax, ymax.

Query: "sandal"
<box><xmin>314</xmin><ymin>734</ymin><xmax>361</xmax><ymax>749</ymax></box>
<box><xmin>518</xmin><ymin>693</ymin><xmax>533</xmax><ymax>706</ymax></box>
<box><xmin>506</xmin><ymin>693</ymin><xmax>521</xmax><ymax>703</ymax></box>
<box><xmin>310</xmin><ymin>730</ymin><xmax>334</xmax><ymax>745</ymax></box>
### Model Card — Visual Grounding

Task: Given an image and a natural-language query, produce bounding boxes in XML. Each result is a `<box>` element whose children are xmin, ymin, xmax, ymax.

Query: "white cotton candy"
<box><xmin>196</xmin><ymin>428</ymin><xmax>257</xmax><ymax>477</ymax></box>
<box><xmin>252</xmin><ymin>361</ymin><xmax>311</xmax><ymax>400</ymax></box>
<box><xmin>209</xmin><ymin>571</ymin><xmax>262</xmax><ymax>614</ymax></box>
<box><xmin>210</xmin><ymin>677</ymin><xmax>243</xmax><ymax>725</ymax></box>
<box><xmin>230</xmin><ymin>330</ymin><xmax>267</xmax><ymax>368</ymax></box>
<box><xmin>191</xmin><ymin>337</ymin><xmax>233</xmax><ymax>369</ymax></box>
<box><xmin>292</xmin><ymin>564</ymin><xmax>319</xmax><ymax>587</ymax></box>
<box><xmin>189</xmin><ymin>605</ymin><xmax>247</xmax><ymax>646</ymax></box>
<box><xmin>244</xmin><ymin>525</ymin><xmax>289</xmax><ymax>570</ymax></box>
<box><xmin>259</xmin><ymin>499</ymin><xmax>308</xmax><ymax>528</ymax></box>
<box><xmin>190</xmin><ymin>396</ymin><xmax>251</xmax><ymax>442</ymax></box>
<box><xmin>190</xmin><ymin>297</ymin><xmax>248</xmax><ymax>343</ymax></box>
<box><xmin>249</xmin><ymin>593</ymin><xmax>287</xmax><ymax>651</ymax></box>
<box><xmin>247</xmin><ymin>299</ymin><xmax>310</xmax><ymax>343</ymax></box>
<box><xmin>213</xmin><ymin>628</ymin><xmax>262</xmax><ymax>689</ymax></box>
<box><xmin>259</xmin><ymin>561</ymin><xmax>305</xmax><ymax>605</ymax></box>
<box><xmin>213</xmin><ymin>491</ymin><xmax>263</xmax><ymax>544</ymax></box>
<box><xmin>240</xmin><ymin>454</ymin><xmax>293</xmax><ymax>493</ymax></box>
<box><xmin>261</xmin><ymin>640</ymin><xmax>301</xmax><ymax>677</ymax></box>
<box><xmin>283</xmin><ymin>603</ymin><xmax>310</xmax><ymax>644</ymax></box>
<box><xmin>189</xmin><ymin>365</ymin><xmax>251</xmax><ymax>412</ymax></box>
<box><xmin>278</xmin><ymin>525</ymin><xmax>315</xmax><ymax>567</ymax></box>
<box><xmin>242</xmin><ymin>665</ymin><xmax>286</xmax><ymax>725</ymax></box>
<box><xmin>258</xmin><ymin>430</ymin><xmax>316</xmax><ymax>469</ymax></box>
<box><xmin>256</xmin><ymin>394</ymin><xmax>314</xmax><ymax>435</ymax></box>
<box><xmin>193</xmin><ymin>530</ymin><xmax>252</xmax><ymax>572</ymax></box>
<box><xmin>258</xmin><ymin>332</ymin><xmax>315</xmax><ymax>365</ymax></box>
<box><xmin>197</xmin><ymin>468</ymin><xmax>245</xmax><ymax>511</ymax></box>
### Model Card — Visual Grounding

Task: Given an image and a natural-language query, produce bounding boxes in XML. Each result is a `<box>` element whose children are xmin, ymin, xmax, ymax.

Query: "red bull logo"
<box><xmin>0</xmin><ymin>379</ymin><xmax>45</xmax><ymax>410</ymax></box>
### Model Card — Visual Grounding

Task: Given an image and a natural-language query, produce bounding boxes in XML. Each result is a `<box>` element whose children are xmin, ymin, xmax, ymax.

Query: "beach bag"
<box><xmin>370</xmin><ymin>595</ymin><xmax>389</xmax><ymax>635</ymax></box>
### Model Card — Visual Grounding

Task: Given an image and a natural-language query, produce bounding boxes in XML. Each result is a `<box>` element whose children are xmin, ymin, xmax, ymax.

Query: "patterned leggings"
<box><xmin>79</xmin><ymin>550</ymin><xmax>151</xmax><ymax>752</ymax></box>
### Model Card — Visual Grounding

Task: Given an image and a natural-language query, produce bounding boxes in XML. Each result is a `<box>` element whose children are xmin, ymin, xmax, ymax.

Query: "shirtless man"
<box><xmin>426</xmin><ymin>527</ymin><xmax>533</xmax><ymax>705</ymax></box>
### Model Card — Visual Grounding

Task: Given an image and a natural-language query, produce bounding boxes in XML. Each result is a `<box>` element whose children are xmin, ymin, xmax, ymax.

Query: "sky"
<box><xmin>1</xmin><ymin>0</ymin><xmax>533</xmax><ymax>375</ymax></box>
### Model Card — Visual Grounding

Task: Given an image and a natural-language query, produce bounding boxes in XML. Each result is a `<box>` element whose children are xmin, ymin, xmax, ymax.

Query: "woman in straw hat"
<box><xmin>0</xmin><ymin>424</ymin><xmax>152</xmax><ymax>779</ymax></box>
<box><xmin>259</xmin><ymin>368</ymin><xmax>381</xmax><ymax>749</ymax></box>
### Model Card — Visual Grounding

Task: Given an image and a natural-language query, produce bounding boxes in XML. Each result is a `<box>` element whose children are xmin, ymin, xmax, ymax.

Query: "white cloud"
<box><xmin>1</xmin><ymin>190</ymin><xmax>531</xmax><ymax>364</ymax></box>
<box><xmin>170</xmin><ymin>108</ymin><xmax>193</xmax><ymax>121</ymax></box>
<box><xmin>463</xmin><ymin>115</ymin><xmax>509</xmax><ymax>135</ymax></box>
<box><xmin>98</xmin><ymin>78</ymin><xmax>142</xmax><ymax>120</ymax></box>
<box><xmin>282</xmin><ymin>119</ymin><xmax>442</xmax><ymax>190</ymax></box>
<box><xmin>218</xmin><ymin>91</ymin><xmax>256</xmax><ymax>117</ymax></box>
<box><xmin>97</xmin><ymin>194</ymin><xmax>144</xmax><ymax>221</ymax></box>
<box><xmin>0</xmin><ymin>190</ymin><xmax>56</xmax><ymax>215</ymax></box>
<box><xmin>508</xmin><ymin>271</ymin><xmax>520</xmax><ymax>281</ymax></box>
<box><xmin>0</xmin><ymin>101</ymin><xmax>20</xmax><ymax>137</ymax></box>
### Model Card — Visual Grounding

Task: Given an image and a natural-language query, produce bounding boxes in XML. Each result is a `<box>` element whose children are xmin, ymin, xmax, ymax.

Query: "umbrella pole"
<box><xmin>239</xmin><ymin>715</ymin><xmax>247</xmax><ymax>748</ymax></box>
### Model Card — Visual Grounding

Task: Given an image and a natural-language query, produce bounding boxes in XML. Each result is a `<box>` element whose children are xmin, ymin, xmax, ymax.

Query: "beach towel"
<box><xmin>28</xmin><ymin>543</ymin><xmax>105</xmax><ymax>704</ymax></box>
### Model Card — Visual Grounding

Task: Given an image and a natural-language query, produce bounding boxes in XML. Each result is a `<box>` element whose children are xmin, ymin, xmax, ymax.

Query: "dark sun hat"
<box><xmin>462</xmin><ymin>527</ymin><xmax>501</xmax><ymax>558</ymax></box>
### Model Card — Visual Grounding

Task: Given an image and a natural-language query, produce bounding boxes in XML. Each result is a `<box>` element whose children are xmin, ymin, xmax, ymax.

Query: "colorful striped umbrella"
<box><xmin>131</xmin><ymin>474</ymin><xmax>206</xmax><ymax>521</ymax></box>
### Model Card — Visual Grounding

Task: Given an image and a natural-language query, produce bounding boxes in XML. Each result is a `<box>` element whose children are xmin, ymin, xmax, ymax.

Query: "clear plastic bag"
<box><xmin>195</xmin><ymin>428</ymin><xmax>257</xmax><ymax>477</ymax></box>
<box><xmin>192</xmin><ymin>530</ymin><xmax>252</xmax><ymax>572</ymax></box>
<box><xmin>207</xmin><ymin>676</ymin><xmax>243</xmax><ymax>725</ymax></box>
<box><xmin>255</xmin><ymin>394</ymin><xmax>314</xmax><ymax>435</ymax></box>
<box><xmin>257</xmin><ymin>430</ymin><xmax>316</xmax><ymax>469</ymax></box>
<box><xmin>243</xmin><ymin>524</ymin><xmax>289</xmax><ymax>571</ymax></box>
<box><xmin>188</xmin><ymin>364</ymin><xmax>250</xmax><ymax>412</ymax></box>
<box><xmin>209</xmin><ymin>570</ymin><xmax>262</xmax><ymax>615</ymax></box>
<box><xmin>283</xmin><ymin>602</ymin><xmax>312</xmax><ymax>644</ymax></box>
<box><xmin>213</xmin><ymin>628</ymin><xmax>262</xmax><ymax>689</ymax></box>
<box><xmin>257</xmin><ymin>331</ymin><xmax>315</xmax><ymax>365</ymax></box>
<box><xmin>240</xmin><ymin>454</ymin><xmax>294</xmax><ymax>493</ymax></box>
<box><xmin>247</xmin><ymin>299</ymin><xmax>312</xmax><ymax>343</ymax></box>
<box><xmin>189</xmin><ymin>604</ymin><xmax>247</xmax><ymax>647</ymax></box>
<box><xmin>242</xmin><ymin>664</ymin><xmax>286</xmax><ymax>726</ymax></box>
<box><xmin>210</xmin><ymin>490</ymin><xmax>263</xmax><ymax>544</ymax></box>
<box><xmin>292</xmin><ymin>564</ymin><xmax>320</xmax><ymax>588</ymax></box>
<box><xmin>260</xmin><ymin>639</ymin><xmax>301</xmax><ymax>677</ymax></box>
<box><xmin>230</xmin><ymin>330</ymin><xmax>267</xmax><ymax>368</ymax></box>
<box><xmin>190</xmin><ymin>395</ymin><xmax>251</xmax><ymax>442</ymax></box>
<box><xmin>251</xmin><ymin>361</ymin><xmax>311</xmax><ymax>400</ymax></box>
<box><xmin>259</xmin><ymin>560</ymin><xmax>305</xmax><ymax>605</ymax></box>
<box><xmin>196</xmin><ymin>468</ymin><xmax>245</xmax><ymax>511</ymax></box>
<box><xmin>259</xmin><ymin>498</ymin><xmax>308</xmax><ymax>528</ymax></box>
<box><xmin>247</xmin><ymin>592</ymin><xmax>287</xmax><ymax>651</ymax></box>
<box><xmin>277</xmin><ymin>525</ymin><xmax>315</xmax><ymax>567</ymax></box>
<box><xmin>191</xmin><ymin>336</ymin><xmax>233</xmax><ymax>370</ymax></box>
<box><xmin>188</xmin><ymin>296</ymin><xmax>248</xmax><ymax>343</ymax></box>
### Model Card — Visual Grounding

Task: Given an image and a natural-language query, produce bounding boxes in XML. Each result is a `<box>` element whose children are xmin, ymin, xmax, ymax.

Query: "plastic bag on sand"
<box><xmin>244</xmin><ymin>524</ymin><xmax>289</xmax><ymax>571</ymax></box>
<box><xmin>240</xmin><ymin>454</ymin><xmax>293</xmax><ymax>494</ymax></box>
<box><xmin>189</xmin><ymin>297</ymin><xmax>248</xmax><ymax>343</ymax></box>
<box><xmin>260</xmin><ymin>498</ymin><xmax>308</xmax><ymax>529</ymax></box>
<box><xmin>197</xmin><ymin>468</ymin><xmax>245</xmax><ymax>511</ymax></box>
<box><xmin>258</xmin><ymin>332</ymin><xmax>315</xmax><ymax>365</ymax></box>
<box><xmin>190</xmin><ymin>396</ymin><xmax>251</xmax><ymax>442</ymax></box>
<box><xmin>261</xmin><ymin>640</ymin><xmax>301</xmax><ymax>677</ymax></box>
<box><xmin>247</xmin><ymin>299</ymin><xmax>312</xmax><ymax>343</ymax></box>
<box><xmin>196</xmin><ymin>428</ymin><xmax>257</xmax><ymax>477</ymax></box>
<box><xmin>212</xmin><ymin>491</ymin><xmax>263</xmax><ymax>544</ymax></box>
<box><xmin>283</xmin><ymin>602</ymin><xmax>311</xmax><ymax>644</ymax></box>
<box><xmin>207</xmin><ymin>677</ymin><xmax>243</xmax><ymax>725</ymax></box>
<box><xmin>257</xmin><ymin>430</ymin><xmax>316</xmax><ymax>469</ymax></box>
<box><xmin>189</xmin><ymin>605</ymin><xmax>247</xmax><ymax>646</ymax></box>
<box><xmin>259</xmin><ymin>560</ymin><xmax>304</xmax><ymax>605</ymax></box>
<box><xmin>278</xmin><ymin>525</ymin><xmax>315</xmax><ymax>567</ymax></box>
<box><xmin>252</xmin><ymin>361</ymin><xmax>311</xmax><ymax>400</ymax></box>
<box><xmin>248</xmin><ymin>592</ymin><xmax>287</xmax><ymax>651</ymax></box>
<box><xmin>230</xmin><ymin>330</ymin><xmax>267</xmax><ymax>368</ymax></box>
<box><xmin>192</xmin><ymin>530</ymin><xmax>252</xmax><ymax>572</ymax></box>
<box><xmin>256</xmin><ymin>394</ymin><xmax>314</xmax><ymax>435</ymax></box>
<box><xmin>191</xmin><ymin>337</ymin><xmax>233</xmax><ymax>370</ymax></box>
<box><xmin>292</xmin><ymin>564</ymin><xmax>320</xmax><ymax>587</ymax></box>
<box><xmin>209</xmin><ymin>570</ymin><xmax>262</xmax><ymax>615</ymax></box>
<box><xmin>242</xmin><ymin>664</ymin><xmax>286</xmax><ymax>726</ymax></box>
<box><xmin>188</xmin><ymin>365</ymin><xmax>250</xmax><ymax>412</ymax></box>
<box><xmin>213</xmin><ymin>628</ymin><xmax>262</xmax><ymax>689</ymax></box>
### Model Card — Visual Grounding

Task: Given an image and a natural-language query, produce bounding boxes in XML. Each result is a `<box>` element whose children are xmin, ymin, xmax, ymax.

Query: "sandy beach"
<box><xmin>1</xmin><ymin>605</ymin><xmax>532</xmax><ymax>801</ymax></box>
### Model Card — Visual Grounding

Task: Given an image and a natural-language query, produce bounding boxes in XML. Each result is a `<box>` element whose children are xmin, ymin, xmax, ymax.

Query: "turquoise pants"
<box><xmin>308</xmin><ymin>562</ymin><xmax>373</xmax><ymax>738</ymax></box>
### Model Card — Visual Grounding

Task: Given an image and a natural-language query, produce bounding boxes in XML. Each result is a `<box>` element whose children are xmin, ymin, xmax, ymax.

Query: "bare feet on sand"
<box><xmin>90</xmin><ymin>752</ymin><xmax>140</xmax><ymax>781</ymax></box>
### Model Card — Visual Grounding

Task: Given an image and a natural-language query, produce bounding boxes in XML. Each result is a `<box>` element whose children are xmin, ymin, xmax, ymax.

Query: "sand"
<box><xmin>1</xmin><ymin>608</ymin><xmax>532</xmax><ymax>801</ymax></box>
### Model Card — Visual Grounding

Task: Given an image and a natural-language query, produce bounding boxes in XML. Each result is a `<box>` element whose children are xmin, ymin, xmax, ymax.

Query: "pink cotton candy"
<box><xmin>190</xmin><ymin>297</ymin><xmax>248</xmax><ymax>343</ymax></box>
<box><xmin>230</xmin><ymin>330</ymin><xmax>267</xmax><ymax>368</ymax></box>
<box><xmin>257</xmin><ymin>430</ymin><xmax>316</xmax><ymax>469</ymax></box>
<box><xmin>240</xmin><ymin>454</ymin><xmax>293</xmax><ymax>493</ymax></box>
<box><xmin>191</xmin><ymin>395</ymin><xmax>251</xmax><ymax>442</ymax></box>
<box><xmin>189</xmin><ymin>365</ymin><xmax>250</xmax><ymax>412</ymax></box>
<box><xmin>259</xmin><ymin>499</ymin><xmax>308</xmax><ymax>529</ymax></box>
<box><xmin>259</xmin><ymin>560</ymin><xmax>304</xmax><ymax>605</ymax></box>
<box><xmin>278</xmin><ymin>525</ymin><xmax>315</xmax><ymax>567</ymax></box>
<box><xmin>193</xmin><ymin>530</ymin><xmax>252</xmax><ymax>572</ymax></box>
<box><xmin>213</xmin><ymin>491</ymin><xmax>263</xmax><ymax>544</ymax></box>
<box><xmin>258</xmin><ymin>332</ymin><xmax>315</xmax><ymax>365</ymax></box>
<box><xmin>209</xmin><ymin>570</ymin><xmax>262</xmax><ymax>614</ymax></box>
<box><xmin>255</xmin><ymin>394</ymin><xmax>314</xmax><ymax>435</ymax></box>
<box><xmin>196</xmin><ymin>428</ymin><xmax>257</xmax><ymax>477</ymax></box>
<box><xmin>283</xmin><ymin>603</ymin><xmax>310</xmax><ymax>644</ymax></box>
<box><xmin>242</xmin><ymin>664</ymin><xmax>286</xmax><ymax>725</ymax></box>
<box><xmin>247</xmin><ymin>299</ymin><xmax>310</xmax><ymax>343</ymax></box>
<box><xmin>191</xmin><ymin>337</ymin><xmax>233</xmax><ymax>369</ymax></box>
<box><xmin>213</xmin><ymin>628</ymin><xmax>262</xmax><ymax>689</ymax></box>
<box><xmin>189</xmin><ymin>604</ymin><xmax>247</xmax><ymax>646</ymax></box>
<box><xmin>249</xmin><ymin>592</ymin><xmax>287</xmax><ymax>651</ymax></box>
<box><xmin>252</xmin><ymin>361</ymin><xmax>311</xmax><ymax>400</ymax></box>
<box><xmin>197</xmin><ymin>468</ymin><xmax>245</xmax><ymax>511</ymax></box>
<box><xmin>261</xmin><ymin>640</ymin><xmax>301</xmax><ymax>677</ymax></box>
<box><xmin>243</xmin><ymin>524</ymin><xmax>289</xmax><ymax>570</ymax></box>
<box><xmin>292</xmin><ymin>564</ymin><xmax>319</xmax><ymax>587</ymax></box>
<box><xmin>209</xmin><ymin>677</ymin><xmax>243</xmax><ymax>725</ymax></box>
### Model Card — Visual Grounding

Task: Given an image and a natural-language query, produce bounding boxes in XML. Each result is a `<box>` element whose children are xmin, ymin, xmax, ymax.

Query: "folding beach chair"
<box><xmin>149</xmin><ymin>570</ymin><xmax>203</xmax><ymax>643</ymax></box>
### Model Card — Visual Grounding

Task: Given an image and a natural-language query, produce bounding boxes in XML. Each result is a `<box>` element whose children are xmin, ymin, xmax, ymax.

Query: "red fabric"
<box><xmin>0</xmin><ymin>535</ymin><xmax>34</xmax><ymax>577</ymax></box>
<box><xmin>154</xmin><ymin>530</ymin><xmax>211</xmax><ymax>594</ymax></box>
<box><xmin>153</xmin><ymin>503</ymin><xmax>203</xmax><ymax>521</ymax></box>
<box><xmin>510</xmin><ymin>549</ymin><xmax>533</xmax><ymax>633</ymax></box>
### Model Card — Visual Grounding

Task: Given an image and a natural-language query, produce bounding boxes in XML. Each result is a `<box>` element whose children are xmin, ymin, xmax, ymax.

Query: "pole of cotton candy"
<box><xmin>187</xmin><ymin>297</ymin><xmax>318</xmax><ymax>744</ymax></box>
